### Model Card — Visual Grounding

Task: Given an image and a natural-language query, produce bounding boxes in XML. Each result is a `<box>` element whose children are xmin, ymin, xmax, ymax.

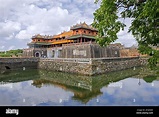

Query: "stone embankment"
<box><xmin>38</xmin><ymin>57</ymin><xmax>148</xmax><ymax>75</ymax></box>
<box><xmin>0</xmin><ymin>57</ymin><xmax>148</xmax><ymax>75</ymax></box>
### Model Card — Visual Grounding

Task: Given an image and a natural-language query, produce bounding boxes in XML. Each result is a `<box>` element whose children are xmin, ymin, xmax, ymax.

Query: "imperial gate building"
<box><xmin>23</xmin><ymin>22</ymin><xmax>134</xmax><ymax>58</ymax></box>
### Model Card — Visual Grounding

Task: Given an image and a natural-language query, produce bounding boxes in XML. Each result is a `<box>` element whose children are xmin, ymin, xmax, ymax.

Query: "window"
<box><xmin>76</xmin><ymin>30</ymin><xmax>78</xmax><ymax>34</ymax></box>
<box><xmin>115</xmin><ymin>51</ymin><xmax>117</xmax><ymax>55</ymax></box>
<box><xmin>84</xmin><ymin>30</ymin><xmax>86</xmax><ymax>33</ymax></box>
<box><xmin>38</xmin><ymin>39</ymin><xmax>40</xmax><ymax>42</ymax></box>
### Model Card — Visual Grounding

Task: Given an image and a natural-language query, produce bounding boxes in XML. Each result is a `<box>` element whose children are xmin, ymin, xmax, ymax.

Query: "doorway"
<box><xmin>35</xmin><ymin>52</ymin><xmax>41</xmax><ymax>57</ymax></box>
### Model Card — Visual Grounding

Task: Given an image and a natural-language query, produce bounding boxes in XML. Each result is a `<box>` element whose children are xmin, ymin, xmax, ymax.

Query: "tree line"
<box><xmin>0</xmin><ymin>49</ymin><xmax>23</xmax><ymax>57</ymax></box>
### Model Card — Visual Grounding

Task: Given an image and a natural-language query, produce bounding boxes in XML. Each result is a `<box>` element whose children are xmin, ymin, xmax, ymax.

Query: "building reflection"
<box><xmin>138</xmin><ymin>78</ymin><xmax>141</xmax><ymax>86</ymax></box>
<box><xmin>0</xmin><ymin>66</ymin><xmax>158</xmax><ymax>105</ymax></box>
<box><xmin>0</xmin><ymin>69</ymin><xmax>40</xmax><ymax>83</ymax></box>
<box><xmin>31</xmin><ymin>67</ymin><xmax>141</xmax><ymax>104</ymax></box>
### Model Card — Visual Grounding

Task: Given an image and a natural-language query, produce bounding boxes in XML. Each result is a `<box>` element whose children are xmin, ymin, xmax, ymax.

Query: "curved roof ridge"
<box><xmin>70</xmin><ymin>22</ymin><xmax>98</xmax><ymax>31</ymax></box>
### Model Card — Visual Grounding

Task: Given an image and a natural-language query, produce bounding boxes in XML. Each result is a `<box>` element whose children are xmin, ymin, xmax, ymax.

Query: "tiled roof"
<box><xmin>32</xmin><ymin>34</ymin><xmax>54</xmax><ymax>39</ymax></box>
<box><xmin>52</xmin><ymin>40</ymin><xmax>74</xmax><ymax>44</ymax></box>
<box><xmin>53</xmin><ymin>30</ymin><xmax>73</xmax><ymax>38</ymax></box>
<box><xmin>28</xmin><ymin>42</ymin><xmax>52</xmax><ymax>45</ymax></box>
<box><xmin>69</xmin><ymin>34</ymin><xmax>96</xmax><ymax>39</ymax></box>
<box><xmin>70</xmin><ymin>22</ymin><xmax>98</xmax><ymax>31</ymax></box>
<box><xmin>31</xmin><ymin>22</ymin><xmax>97</xmax><ymax>40</ymax></box>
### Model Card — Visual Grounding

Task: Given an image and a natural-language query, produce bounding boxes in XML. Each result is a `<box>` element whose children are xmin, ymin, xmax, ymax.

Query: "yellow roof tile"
<box><xmin>53</xmin><ymin>30</ymin><xmax>73</xmax><ymax>38</ymax></box>
<box><xmin>52</xmin><ymin>40</ymin><xmax>73</xmax><ymax>44</ymax></box>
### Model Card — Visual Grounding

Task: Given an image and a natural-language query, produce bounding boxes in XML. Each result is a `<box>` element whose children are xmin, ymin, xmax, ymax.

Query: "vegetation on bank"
<box><xmin>0</xmin><ymin>49</ymin><xmax>23</xmax><ymax>57</ymax></box>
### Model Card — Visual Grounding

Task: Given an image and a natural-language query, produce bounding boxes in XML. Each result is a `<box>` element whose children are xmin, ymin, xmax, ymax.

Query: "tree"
<box><xmin>92</xmin><ymin>0</ymin><xmax>159</xmax><ymax>69</ymax></box>
<box><xmin>0</xmin><ymin>49</ymin><xmax>23</xmax><ymax>57</ymax></box>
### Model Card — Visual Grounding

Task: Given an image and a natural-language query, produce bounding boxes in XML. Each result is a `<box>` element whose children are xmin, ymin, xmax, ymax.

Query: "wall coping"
<box><xmin>40</xmin><ymin>57</ymin><xmax>140</xmax><ymax>64</ymax></box>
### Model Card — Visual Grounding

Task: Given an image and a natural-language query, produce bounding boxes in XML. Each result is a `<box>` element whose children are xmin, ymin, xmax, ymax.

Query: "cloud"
<box><xmin>0</xmin><ymin>0</ymin><xmax>136</xmax><ymax>50</ymax></box>
<box><xmin>0</xmin><ymin>45</ymin><xmax>5</xmax><ymax>50</ymax></box>
<box><xmin>116</xmin><ymin>33</ymin><xmax>137</xmax><ymax>47</ymax></box>
<box><xmin>8</xmin><ymin>45</ymin><xmax>15</xmax><ymax>50</ymax></box>
<box><xmin>100</xmin><ymin>78</ymin><xmax>159</xmax><ymax>106</ymax></box>
<box><xmin>0</xmin><ymin>81</ymin><xmax>73</xmax><ymax>106</ymax></box>
<box><xmin>0</xmin><ymin>40</ymin><xmax>6</xmax><ymax>51</ymax></box>
<box><xmin>115</xmin><ymin>18</ymin><xmax>137</xmax><ymax>47</ymax></box>
<box><xmin>0</xmin><ymin>21</ymin><xmax>21</xmax><ymax>38</ymax></box>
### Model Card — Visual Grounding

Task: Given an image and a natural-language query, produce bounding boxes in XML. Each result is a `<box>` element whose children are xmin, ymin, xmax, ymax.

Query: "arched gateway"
<box><xmin>35</xmin><ymin>52</ymin><xmax>41</xmax><ymax>57</ymax></box>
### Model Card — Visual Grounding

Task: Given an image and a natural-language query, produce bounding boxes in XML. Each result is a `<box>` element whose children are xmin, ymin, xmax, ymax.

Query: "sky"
<box><xmin>0</xmin><ymin>0</ymin><xmax>137</xmax><ymax>51</ymax></box>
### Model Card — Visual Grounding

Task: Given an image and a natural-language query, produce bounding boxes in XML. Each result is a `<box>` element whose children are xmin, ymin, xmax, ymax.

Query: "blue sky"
<box><xmin>0</xmin><ymin>0</ymin><xmax>137</xmax><ymax>51</ymax></box>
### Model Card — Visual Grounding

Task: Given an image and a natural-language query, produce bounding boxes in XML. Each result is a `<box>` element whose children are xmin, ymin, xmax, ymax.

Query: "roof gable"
<box><xmin>70</xmin><ymin>22</ymin><xmax>97</xmax><ymax>31</ymax></box>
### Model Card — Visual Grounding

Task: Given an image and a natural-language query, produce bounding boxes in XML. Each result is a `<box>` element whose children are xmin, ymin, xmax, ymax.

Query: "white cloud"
<box><xmin>0</xmin><ymin>21</ymin><xmax>21</xmax><ymax>38</ymax></box>
<box><xmin>100</xmin><ymin>78</ymin><xmax>159</xmax><ymax>106</ymax></box>
<box><xmin>8</xmin><ymin>45</ymin><xmax>15</xmax><ymax>50</ymax></box>
<box><xmin>116</xmin><ymin>33</ymin><xmax>137</xmax><ymax>47</ymax></box>
<box><xmin>0</xmin><ymin>45</ymin><xmax>5</xmax><ymax>50</ymax></box>
<box><xmin>15</xmin><ymin>30</ymin><xmax>31</xmax><ymax>40</ymax></box>
<box><xmin>0</xmin><ymin>0</ymin><xmax>136</xmax><ymax>50</ymax></box>
<box><xmin>0</xmin><ymin>81</ymin><xmax>73</xmax><ymax>106</ymax></box>
<box><xmin>115</xmin><ymin>18</ymin><xmax>137</xmax><ymax>47</ymax></box>
<box><xmin>0</xmin><ymin>40</ymin><xmax>6</xmax><ymax>51</ymax></box>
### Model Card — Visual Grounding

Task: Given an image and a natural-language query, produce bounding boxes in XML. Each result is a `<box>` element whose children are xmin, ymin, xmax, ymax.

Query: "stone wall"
<box><xmin>0</xmin><ymin>58</ymin><xmax>39</xmax><ymax>71</ymax></box>
<box><xmin>61</xmin><ymin>43</ymin><xmax>120</xmax><ymax>58</ymax></box>
<box><xmin>38</xmin><ymin>57</ymin><xmax>147</xmax><ymax>75</ymax></box>
<box><xmin>0</xmin><ymin>57</ymin><xmax>148</xmax><ymax>75</ymax></box>
<box><xmin>23</xmin><ymin>48</ymin><xmax>47</xmax><ymax>58</ymax></box>
<box><xmin>38</xmin><ymin>58</ymin><xmax>92</xmax><ymax>75</ymax></box>
<box><xmin>62</xmin><ymin>43</ymin><xmax>92</xmax><ymax>58</ymax></box>
<box><xmin>91</xmin><ymin>57</ymin><xmax>144</xmax><ymax>75</ymax></box>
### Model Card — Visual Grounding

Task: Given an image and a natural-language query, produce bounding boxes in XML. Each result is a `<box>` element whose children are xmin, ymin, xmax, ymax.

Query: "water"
<box><xmin>0</xmin><ymin>67</ymin><xmax>159</xmax><ymax>106</ymax></box>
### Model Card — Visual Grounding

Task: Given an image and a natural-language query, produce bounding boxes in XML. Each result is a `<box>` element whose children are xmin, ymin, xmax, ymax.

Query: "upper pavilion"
<box><xmin>27</xmin><ymin>22</ymin><xmax>98</xmax><ymax>48</ymax></box>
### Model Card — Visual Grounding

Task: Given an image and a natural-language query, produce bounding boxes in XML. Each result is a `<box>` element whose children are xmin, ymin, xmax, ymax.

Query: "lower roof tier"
<box><xmin>69</xmin><ymin>34</ymin><xmax>96</xmax><ymax>40</ymax></box>
<box><xmin>27</xmin><ymin>42</ymin><xmax>52</xmax><ymax>46</ymax></box>
<box><xmin>28</xmin><ymin>34</ymin><xmax>96</xmax><ymax>46</ymax></box>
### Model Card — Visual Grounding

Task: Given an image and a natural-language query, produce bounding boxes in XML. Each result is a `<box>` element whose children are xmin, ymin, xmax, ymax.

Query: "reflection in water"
<box><xmin>143</xmin><ymin>75</ymin><xmax>157</xmax><ymax>83</ymax></box>
<box><xmin>0</xmin><ymin>66</ymin><xmax>159</xmax><ymax>106</ymax></box>
<box><xmin>0</xmin><ymin>69</ymin><xmax>40</xmax><ymax>83</ymax></box>
<box><xmin>138</xmin><ymin>78</ymin><xmax>141</xmax><ymax>86</ymax></box>
<box><xmin>31</xmin><ymin>67</ymin><xmax>141</xmax><ymax>104</ymax></box>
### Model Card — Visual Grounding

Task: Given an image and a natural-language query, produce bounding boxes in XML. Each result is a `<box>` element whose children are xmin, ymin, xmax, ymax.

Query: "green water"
<box><xmin>0</xmin><ymin>66</ymin><xmax>159</xmax><ymax>106</ymax></box>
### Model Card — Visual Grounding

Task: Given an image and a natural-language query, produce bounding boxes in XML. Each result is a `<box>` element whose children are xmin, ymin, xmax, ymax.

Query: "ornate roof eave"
<box><xmin>27</xmin><ymin>42</ymin><xmax>52</xmax><ymax>45</ymax></box>
<box><xmin>70</xmin><ymin>27</ymin><xmax>98</xmax><ymax>32</ymax></box>
<box><xmin>70</xmin><ymin>26</ymin><xmax>98</xmax><ymax>31</ymax></box>
<box><xmin>31</xmin><ymin>34</ymin><xmax>54</xmax><ymax>39</ymax></box>
<box><xmin>70</xmin><ymin>22</ymin><xmax>98</xmax><ymax>31</ymax></box>
<box><xmin>69</xmin><ymin>34</ymin><xmax>96</xmax><ymax>39</ymax></box>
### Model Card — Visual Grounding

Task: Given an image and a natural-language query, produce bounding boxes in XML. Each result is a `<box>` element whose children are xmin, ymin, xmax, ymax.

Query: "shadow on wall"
<box><xmin>5</xmin><ymin>66</ymin><xmax>11</xmax><ymax>69</ymax></box>
<box><xmin>0</xmin><ymin>66</ymin><xmax>11</xmax><ymax>74</ymax></box>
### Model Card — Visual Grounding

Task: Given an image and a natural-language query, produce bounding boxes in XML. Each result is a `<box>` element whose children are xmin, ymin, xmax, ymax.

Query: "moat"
<box><xmin>0</xmin><ymin>66</ymin><xmax>159</xmax><ymax>106</ymax></box>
